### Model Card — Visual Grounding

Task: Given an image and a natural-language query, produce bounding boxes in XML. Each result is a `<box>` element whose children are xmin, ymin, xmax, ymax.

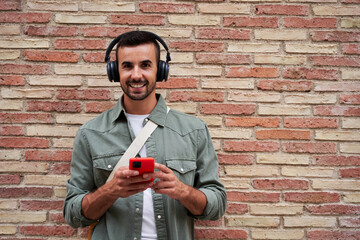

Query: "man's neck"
<box><xmin>123</xmin><ymin>94</ymin><xmax>157</xmax><ymax>115</ymax></box>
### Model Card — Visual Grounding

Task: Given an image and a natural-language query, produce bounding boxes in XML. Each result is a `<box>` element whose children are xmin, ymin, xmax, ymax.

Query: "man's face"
<box><xmin>117</xmin><ymin>43</ymin><xmax>157</xmax><ymax>101</ymax></box>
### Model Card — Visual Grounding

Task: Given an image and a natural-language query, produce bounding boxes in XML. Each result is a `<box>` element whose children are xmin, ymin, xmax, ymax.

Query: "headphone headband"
<box><xmin>104</xmin><ymin>31</ymin><xmax>171</xmax><ymax>63</ymax></box>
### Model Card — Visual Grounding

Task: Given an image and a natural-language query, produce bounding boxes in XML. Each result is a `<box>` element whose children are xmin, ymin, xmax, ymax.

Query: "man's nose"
<box><xmin>131</xmin><ymin>66</ymin><xmax>142</xmax><ymax>80</ymax></box>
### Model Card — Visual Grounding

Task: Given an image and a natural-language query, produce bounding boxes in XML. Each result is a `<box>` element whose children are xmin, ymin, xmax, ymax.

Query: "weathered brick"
<box><xmin>55</xmin><ymin>114</ymin><xmax>97</xmax><ymax>125</ymax></box>
<box><xmin>25</xmin><ymin>150</ymin><xmax>72</xmax><ymax>162</ymax></box>
<box><xmin>196</xmin><ymin>53</ymin><xmax>250</xmax><ymax>64</ymax></box>
<box><xmin>0</xmin><ymin>0</ymin><xmax>20</xmax><ymax>10</ymax></box>
<box><xmin>224</xmin><ymin>141</ymin><xmax>279</xmax><ymax>152</ymax></box>
<box><xmin>168</xmin><ymin>15</ymin><xmax>220</xmax><ymax>26</ymax></box>
<box><xmin>217</xmin><ymin>154</ymin><xmax>254</xmax><ymax>165</ymax></box>
<box><xmin>344</xmin><ymin>193</ymin><xmax>360</xmax><ymax>203</ymax></box>
<box><xmin>315</xmin><ymin>130</ymin><xmax>360</xmax><ymax>141</ymax></box>
<box><xmin>200</xmin><ymin>103</ymin><xmax>255</xmax><ymax>115</ymax></box>
<box><xmin>24</xmin><ymin>175</ymin><xmax>68</xmax><ymax>186</ymax></box>
<box><xmin>313</xmin><ymin>5</ymin><xmax>360</xmax><ymax>15</ymax></box>
<box><xmin>23</xmin><ymin>50</ymin><xmax>78</xmax><ymax>62</ymax></box>
<box><xmin>255</xmin><ymin>29</ymin><xmax>307</xmax><ymax>40</ymax></box>
<box><xmin>225</xmin><ymin>117</ymin><xmax>280</xmax><ymax>128</ymax></box>
<box><xmin>195</xmin><ymin>229</ymin><xmax>247</xmax><ymax>240</ymax></box>
<box><xmin>27</xmin><ymin>101</ymin><xmax>81</xmax><ymax>113</ymax></box>
<box><xmin>228</xmin><ymin>43</ymin><xmax>280</xmax><ymax>53</ymax></box>
<box><xmin>285</xmin><ymin>192</ymin><xmax>340</xmax><ymax>203</ymax></box>
<box><xmin>82</xmin><ymin>2</ymin><xmax>135</xmax><ymax>12</ymax></box>
<box><xmin>0</xmin><ymin>113</ymin><xmax>52</xmax><ymax>124</ymax></box>
<box><xmin>27</xmin><ymin>0</ymin><xmax>78</xmax><ymax>11</ymax></box>
<box><xmin>27</xmin><ymin>125</ymin><xmax>78</xmax><ymax>137</ymax></box>
<box><xmin>202</xmin><ymin>79</ymin><xmax>254</xmax><ymax>89</ymax></box>
<box><xmin>50</xmin><ymin>163</ymin><xmax>70</xmax><ymax>175</ymax></box>
<box><xmin>54</xmin><ymin>64</ymin><xmax>109</xmax><ymax>75</ymax></box>
<box><xmin>2</xmin><ymin>88</ymin><xmax>53</xmax><ymax>99</ymax></box>
<box><xmin>258</xmin><ymin>80</ymin><xmax>311</xmax><ymax>91</ymax></box>
<box><xmin>227</xmin><ymin>216</ymin><xmax>280</xmax><ymax>227</ymax></box>
<box><xmin>55</xmin><ymin>14</ymin><xmax>106</xmax><ymax>24</ymax></box>
<box><xmin>0</xmin><ymin>125</ymin><xmax>24</xmax><ymax>136</ymax></box>
<box><xmin>282</xmin><ymin>167</ymin><xmax>334</xmax><ymax>177</ymax></box>
<box><xmin>256</xmin><ymin>129</ymin><xmax>310</xmax><ymax>140</ymax></box>
<box><xmin>254</xmin><ymin>54</ymin><xmax>306</xmax><ymax>65</ymax></box>
<box><xmin>24</xmin><ymin>25</ymin><xmax>77</xmax><ymax>36</ymax></box>
<box><xmin>198</xmin><ymin>3</ymin><xmax>250</xmax><ymax>14</ymax></box>
<box><xmin>0</xmin><ymin>212</ymin><xmax>46</xmax><ymax>223</ymax></box>
<box><xmin>225</xmin><ymin>166</ymin><xmax>278</xmax><ymax>177</ymax></box>
<box><xmin>157</xmin><ymin>78</ymin><xmax>198</xmax><ymax>89</ymax></box>
<box><xmin>285</xmin><ymin>43</ymin><xmax>337</xmax><ymax>54</ymax></box>
<box><xmin>311</xmin><ymin>56</ymin><xmax>360</xmax><ymax>67</ymax></box>
<box><xmin>111</xmin><ymin>14</ymin><xmax>165</xmax><ymax>25</ymax></box>
<box><xmin>228</xmin><ymin>191</ymin><xmax>280</xmax><ymax>202</ymax></box>
<box><xmin>284</xmin><ymin>94</ymin><xmax>336</xmax><ymax>104</ymax></box>
<box><xmin>170</xmin><ymin>41</ymin><xmax>223</xmax><ymax>52</ymax></box>
<box><xmin>0</xmin><ymin>64</ymin><xmax>50</xmax><ymax>75</ymax></box>
<box><xmin>230</xmin><ymin>92</ymin><xmax>281</xmax><ymax>103</ymax></box>
<box><xmin>0</xmin><ymin>225</ymin><xmax>16</xmax><ymax>235</ymax></box>
<box><xmin>28</xmin><ymin>75</ymin><xmax>83</xmax><ymax>86</ymax></box>
<box><xmin>20</xmin><ymin>200</ymin><xmax>64</xmax><ymax>210</ymax></box>
<box><xmin>315</xmin><ymin>155</ymin><xmax>360</xmax><ymax>166</ymax></box>
<box><xmin>226</xmin><ymin>203</ymin><xmax>248</xmax><ymax>214</ymax></box>
<box><xmin>259</xmin><ymin>105</ymin><xmax>311</xmax><ymax>116</ymax></box>
<box><xmin>253</xmin><ymin>229</ymin><xmax>304</xmax><ymax>240</ymax></box>
<box><xmin>0</xmin><ymin>174</ymin><xmax>21</xmax><ymax>185</ymax></box>
<box><xmin>0</xmin><ymin>137</ymin><xmax>49</xmax><ymax>148</ymax></box>
<box><xmin>255</xmin><ymin>4</ymin><xmax>309</xmax><ymax>15</ymax></box>
<box><xmin>54</xmin><ymin>39</ymin><xmax>106</xmax><ymax>50</ymax></box>
<box><xmin>311</xmin><ymin>31</ymin><xmax>360</xmax><ymax>42</ymax></box>
<box><xmin>0</xmin><ymin>161</ymin><xmax>48</xmax><ymax>173</ymax></box>
<box><xmin>254</xmin><ymin>179</ymin><xmax>308</xmax><ymax>190</ymax></box>
<box><xmin>85</xmin><ymin>101</ymin><xmax>116</xmax><ymax>113</ymax></box>
<box><xmin>0</xmin><ymin>187</ymin><xmax>52</xmax><ymax>198</ymax></box>
<box><xmin>196</xmin><ymin>28</ymin><xmax>250</xmax><ymax>40</ymax></box>
<box><xmin>314</xmin><ymin>106</ymin><xmax>360</xmax><ymax>116</ymax></box>
<box><xmin>169</xmin><ymin>91</ymin><xmax>224</xmax><ymax>102</ymax></box>
<box><xmin>308</xmin><ymin>230</ymin><xmax>360</xmax><ymax>240</ymax></box>
<box><xmin>81</xmin><ymin>26</ymin><xmax>133</xmax><ymax>37</ymax></box>
<box><xmin>226</xmin><ymin>67</ymin><xmax>280</xmax><ymax>78</ymax></box>
<box><xmin>307</xmin><ymin>204</ymin><xmax>360</xmax><ymax>215</ymax></box>
<box><xmin>0</xmin><ymin>12</ymin><xmax>50</xmax><ymax>23</ymax></box>
<box><xmin>140</xmin><ymin>2</ymin><xmax>194</xmax><ymax>13</ymax></box>
<box><xmin>283</xmin><ymin>142</ymin><xmax>337</xmax><ymax>154</ymax></box>
<box><xmin>0</xmin><ymin>25</ymin><xmax>20</xmax><ymax>35</ymax></box>
<box><xmin>284</xmin><ymin>118</ymin><xmax>338</xmax><ymax>128</ymax></box>
<box><xmin>313</xmin><ymin>179</ymin><xmax>360</xmax><ymax>190</ymax></box>
<box><xmin>341</xmin><ymin>18</ymin><xmax>360</xmax><ymax>28</ymax></box>
<box><xmin>341</xmin><ymin>143</ymin><xmax>360</xmax><ymax>154</ymax></box>
<box><xmin>0</xmin><ymin>50</ymin><xmax>20</xmax><ymax>60</ymax></box>
<box><xmin>224</xmin><ymin>16</ymin><xmax>278</xmax><ymax>28</ymax></box>
<box><xmin>342</xmin><ymin>118</ymin><xmax>360</xmax><ymax>129</ymax></box>
<box><xmin>257</xmin><ymin>153</ymin><xmax>310</xmax><ymax>165</ymax></box>
<box><xmin>339</xmin><ymin>217</ymin><xmax>360</xmax><ymax>227</ymax></box>
<box><xmin>250</xmin><ymin>204</ymin><xmax>303</xmax><ymax>215</ymax></box>
<box><xmin>20</xmin><ymin>225</ymin><xmax>76</xmax><ymax>237</ymax></box>
<box><xmin>340</xmin><ymin>94</ymin><xmax>360</xmax><ymax>104</ymax></box>
<box><xmin>284</xmin><ymin>67</ymin><xmax>338</xmax><ymax>80</ymax></box>
<box><xmin>342</xmin><ymin>43</ymin><xmax>360</xmax><ymax>55</ymax></box>
<box><xmin>284</xmin><ymin>17</ymin><xmax>337</xmax><ymax>28</ymax></box>
<box><xmin>56</xmin><ymin>89</ymin><xmax>111</xmax><ymax>100</ymax></box>
<box><xmin>340</xmin><ymin>168</ymin><xmax>360</xmax><ymax>178</ymax></box>
<box><xmin>284</xmin><ymin>216</ymin><xmax>336</xmax><ymax>227</ymax></box>
<box><xmin>0</xmin><ymin>150</ymin><xmax>21</xmax><ymax>161</ymax></box>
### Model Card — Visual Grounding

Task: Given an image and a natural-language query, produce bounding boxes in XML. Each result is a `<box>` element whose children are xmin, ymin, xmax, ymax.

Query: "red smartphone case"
<box><xmin>129</xmin><ymin>157</ymin><xmax>155</xmax><ymax>176</ymax></box>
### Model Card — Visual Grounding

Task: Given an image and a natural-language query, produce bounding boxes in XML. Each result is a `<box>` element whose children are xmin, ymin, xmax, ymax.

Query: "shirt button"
<box><xmin>136</xmin><ymin>208</ymin><xmax>140</xmax><ymax>212</ymax></box>
<box><xmin>134</xmin><ymin>238</ymin><xmax>137</xmax><ymax>240</ymax></box>
<box><xmin>107</xmin><ymin>165</ymin><xmax>112</xmax><ymax>169</ymax></box>
<box><xmin>180</xmin><ymin>168</ymin><xmax>184</xmax><ymax>172</ymax></box>
<box><xmin>157</xmin><ymin>215</ymin><xmax>161</xmax><ymax>219</ymax></box>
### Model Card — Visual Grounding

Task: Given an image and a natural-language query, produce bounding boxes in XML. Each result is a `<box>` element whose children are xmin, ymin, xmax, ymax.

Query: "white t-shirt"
<box><xmin>125</xmin><ymin>113</ymin><xmax>157</xmax><ymax>240</ymax></box>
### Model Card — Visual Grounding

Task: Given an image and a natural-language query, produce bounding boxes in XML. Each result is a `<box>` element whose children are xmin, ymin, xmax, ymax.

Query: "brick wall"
<box><xmin>0</xmin><ymin>0</ymin><xmax>359</xmax><ymax>239</ymax></box>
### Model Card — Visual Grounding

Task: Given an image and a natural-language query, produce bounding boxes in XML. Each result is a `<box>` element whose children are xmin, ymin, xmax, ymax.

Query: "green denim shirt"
<box><xmin>63</xmin><ymin>94</ymin><xmax>227</xmax><ymax>240</ymax></box>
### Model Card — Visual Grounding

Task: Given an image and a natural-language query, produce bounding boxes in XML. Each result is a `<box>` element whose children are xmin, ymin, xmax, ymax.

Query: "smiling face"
<box><xmin>117</xmin><ymin>43</ymin><xmax>158</xmax><ymax>103</ymax></box>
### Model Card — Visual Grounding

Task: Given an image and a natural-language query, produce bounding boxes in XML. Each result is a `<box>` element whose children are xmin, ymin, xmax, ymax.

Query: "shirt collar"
<box><xmin>111</xmin><ymin>94</ymin><xmax>168</xmax><ymax>127</ymax></box>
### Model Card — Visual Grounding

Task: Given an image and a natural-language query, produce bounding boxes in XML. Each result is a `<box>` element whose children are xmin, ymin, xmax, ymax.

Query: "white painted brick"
<box><xmin>286</xmin><ymin>43</ymin><xmax>337</xmax><ymax>54</ymax></box>
<box><xmin>342</xmin><ymin>69</ymin><xmax>360</xmax><ymax>80</ymax></box>
<box><xmin>0</xmin><ymin>100</ymin><xmax>23</xmax><ymax>111</ymax></box>
<box><xmin>27</xmin><ymin>0</ymin><xmax>78</xmax><ymax>11</ymax></box>
<box><xmin>168</xmin><ymin>15</ymin><xmax>220</xmax><ymax>26</ymax></box>
<box><xmin>315</xmin><ymin>130</ymin><xmax>360</xmax><ymax>141</ymax></box>
<box><xmin>313</xmin><ymin>6</ymin><xmax>360</xmax><ymax>16</ymax></box>
<box><xmin>55</xmin><ymin>14</ymin><xmax>107</xmax><ymax>24</ymax></box>
<box><xmin>0</xmin><ymin>150</ymin><xmax>22</xmax><ymax>161</ymax></box>
<box><xmin>0</xmin><ymin>50</ymin><xmax>20</xmax><ymax>60</ymax></box>
<box><xmin>282</xmin><ymin>167</ymin><xmax>334</xmax><ymax>177</ymax></box>
<box><xmin>1</xmin><ymin>161</ymin><xmax>48</xmax><ymax>173</ymax></box>
<box><xmin>55</xmin><ymin>64</ymin><xmax>105</xmax><ymax>75</ymax></box>
<box><xmin>254</xmin><ymin>55</ymin><xmax>306</xmax><ymax>65</ymax></box>
<box><xmin>1</xmin><ymin>88</ymin><xmax>53</xmax><ymax>99</ymax></box>
<box><xmin>139</xmin><ymin>28</ymin><xmax>192</xmax><ymax>38</ymax></box>
<box><xmin>259</xmin><ymin>105</ymin><xmax>311</xmax><ymax>116</ymax></box>
<box><xmin>82</xmin><ymin>2</ymin><xmax>135</xmax><ymax>12</ymax></box>
<box><xmin>255</xmin><ymin>30</ymin><xmax>307</xmax><ymax>40</ymax></box>
<box><xmin>202</xmin><ymin>79</ymin><xmax>254</xmax><ymax>89</ymax></box>
<box><xmin>227</xmin><ymin>216</ymin><xmax>280</xmax><ymax>227</ymax></box>
<box><xmin>225</xmin><ymin>166</ymin><xmax>279</xmax><ymax>177</ymax></box>
<box><xmin>342</xmin><ymin>118</ymin><xmax>360</xmax><ymax>129</ymax></box>
<box><xmin>344</xmin><ymin>193</ymin><xmax>360</xmax><ymax>203</ymax></box>
<box><xmin>27</xmin><ymin>125</ymin><xmax>79</xmax><ymax>137</ymax></box>
<box><xmin>284</xmin><ymin>216</ymin><xmax>336</xmax><ymax>227</ymax></box>
<box><xmin>252</xmin><ymin>229</ymin><xmax>304</xmax><ymax>240</ymax></box>
<box><xmin>340</xmin><ymin>143</ymin><xmax>360</xmax><ymax>154</ymax></box>
<box><xmin>28</xmin><ymin>76</ymin><xmax>83</xmax><ymax>86</ymax></box>
<box><xmin>209</xmin><ymin>128</ymin><xmax>252</xmax><ymax>139</ymax></box>
<box><xmin>220</xmin><ymin>178</ymin><xmax>251</xmax><ymax>189</ymax></box>
<box><xmin>284</xmin><ymin>94</ymin><xmax>337</xmax><ymax>104</ymax></box>
<box><xmin>0</xmin><ymin>212</ymin><xmax>46</xmax><ymax>223</ymax></box>
<box><xmin>257</xmin><ymin>153</ymin><xmax>310</xmax><ymax>165</ymax></box>
<box><xmin>229</xmin><ymin>92</ymin><xmax>281</xmax><ymax>102</ymax></box>
<box><xmin>0</xmin><ymin>25</ymin><xmax>21</xmax><ymax>35</ymax></box>
<box><xmin>0</xmin><ymin>39</ymin><xmax>49</xmax><ymax>49</ymax></box>
<box><xmin>312</xmin><ymin>179</ymin><xmax>360</xmax><ymax>190</ymax></box>
<box><xmin>55</xmin><ymin>114</ymin><xmax>98</xmax><ymax>125</ymax></box>
<box><xmin>198</xmin><ymin>3</ymin><xmax>250</xmax><ymax>14</ymax></box>
<box><xmin>24</xmin><ymin>175</ymin><xmax>69</xmax><ymax>186</ymax></box>
<box><xmin>171</xmin><ymin>66</ymin><xmax>222</xmax><ymax>77</ymax></box>
<box><xmin>52</xmin><ymin>138</ymin><xmax>74</xmax><ymax>149</ymax></box>
<box><xmin>250</xmin><ymin>204</ymin><xmax>303</xmax><ymax>215</ymax></box>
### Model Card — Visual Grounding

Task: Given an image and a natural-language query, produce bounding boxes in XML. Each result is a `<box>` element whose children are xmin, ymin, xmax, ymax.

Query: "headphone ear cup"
<box><xmin>107</xmin><ymin>61</ymin><xmax>119</xmax><ymax>82</ymax></box>
<box><xmin>157</xmin><ymin>60</ymin><xmax>169</xmax><ymax>82</ymax></box>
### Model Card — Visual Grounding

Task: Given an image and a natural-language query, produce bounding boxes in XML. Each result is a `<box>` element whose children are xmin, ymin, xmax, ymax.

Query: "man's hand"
<box><xmin>147</xmin><ymin>163</ymin><xmax>207</xmax><ymax>216</ymax></box>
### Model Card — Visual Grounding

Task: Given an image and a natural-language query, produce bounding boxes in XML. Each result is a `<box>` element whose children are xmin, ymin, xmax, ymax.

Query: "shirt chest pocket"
<box><xmin>93</xmin><ymin>155</ymin><xmax>121</xmax><ymax>187</ymax></box>
<box><xmin>165</xmin><ymin>160</ymin><xmax>197</xmax><ymax>186</ymax></box>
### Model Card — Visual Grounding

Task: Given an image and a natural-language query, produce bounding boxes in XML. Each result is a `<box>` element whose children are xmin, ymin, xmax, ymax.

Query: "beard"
<box><xmin>121</xmin><ymin>79</ymin><xmax>156</xmax><ymax>101</ymax></box>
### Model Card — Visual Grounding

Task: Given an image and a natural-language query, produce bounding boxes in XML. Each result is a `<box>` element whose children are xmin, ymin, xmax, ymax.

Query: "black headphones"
<box><xmin>105</xmin><ymin>31</ymin><xmax>171</xmax><ymax>83</ymax></box>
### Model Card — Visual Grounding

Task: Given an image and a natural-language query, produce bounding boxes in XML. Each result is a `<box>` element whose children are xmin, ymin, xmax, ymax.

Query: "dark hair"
<box><xmin>115</xmin><ymin>31</ymin><xmax>160</xmax><ymax>63</ymax></box>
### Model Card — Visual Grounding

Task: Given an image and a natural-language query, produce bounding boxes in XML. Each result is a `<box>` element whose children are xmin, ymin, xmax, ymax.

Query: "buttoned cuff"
<box><xmin>69</xmin><ymin>194</ymin><xmax>97</xmax><ymax>228</ymax></box>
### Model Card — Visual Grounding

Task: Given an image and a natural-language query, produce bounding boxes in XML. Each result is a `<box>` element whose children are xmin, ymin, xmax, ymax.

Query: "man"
<box><xmin>63</xmin><ymin>31</ymin><xmax>227</xmax><ymax>240</ymax></box>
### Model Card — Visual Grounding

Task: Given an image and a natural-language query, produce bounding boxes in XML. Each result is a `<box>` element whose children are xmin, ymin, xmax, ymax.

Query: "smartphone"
<box><xmin>129</xmin><ymin>157</ymin><xmax>154</xmax><ymax>182</ymax></box>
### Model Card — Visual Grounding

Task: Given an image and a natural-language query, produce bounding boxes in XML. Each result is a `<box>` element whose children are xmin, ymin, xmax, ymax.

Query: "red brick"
<box><xmin>342</xmin><ymin>43</ymin><xmax>360</xmax><ymax>55</ymax></box>
<box><xmin>254</xmin><ymin>179</ymin><xmax>308</xmax><ymax>190</ymax></box>
<box><xmin>315</xmin><ymin>156</ymin><xmax>360</xmax><ymax>166</ymax></box>
<box><xmin>20</xmin><ymin>225</ymin><xmax>76</xmax><ymax>237</ymax></box>
<box><xmin>56</xmin><ymin>89</ymin><xmax>111</xmax><ymax>100</ymax></box>
<box><xmin>258</xmin><ymin>80</ymin><xmax>311</xmax><ymax>91</ymax></box>
<box><xmin>83</xmin><ymin>52</ymin><xmax>107</xmax><ymax>63</ymax></box>
<box><xmin>0</xmin><ymin>174</ymin><xmax>21</xmax><ymax>185</ymax></box>
<box><xmin>308</xmin><ymin>204</ymin><xmax>360</xmax><ymax>215</ymax></box>
<box><xmin>140</xmin><ymin>2</ymin><xmax>194</xmax><ymax>13</ymax></box>
<box><xmin>0</xmin><ymin>0</ymin><xmax>21</xmax><ymax>10</ymax></box>
<box><xmin>50</xmin><ymin>212</ymin><xmax>66</xmax><ymax>224</ymax></box>
<box><xmin>255</xmin><ymin>4</ymin><xmax>309</xmax><ymax>15</ymax></box>
<box><xmin>285</xmin><ymin>192</ymin><xmax>340</xmax><ymax>203</ymax></box>
<box><xmin>226</xmin><ymin>203</ymin><xmax>249</xmax><ymax>214</ymax></box>
<box><xmin>170</xmin><ymin>41</ymin><xmax>223</xmax><ymax>52</ymax></box>
<box><xmin>228</xmin><ymin>191</ymin><xmax>280</xmax><ymax>202</ymax></box>
<box><xmin>340</xmin><ymin>218</ymin><xmax>360</xmax><ymax>227</ymax></box>
<box><xmin>284</xmin><ymin>17</ymin><xmax>337</xmax><ymax>28</ymax></box>
<box><xmin>196</xmin><ymin>53</ymin><xmax>250</xmax><ymax>65</ymax></box>
<box><xmin>0</xmin><ymin>187</ymin><xmax>52</xmax><ymax>198</ymax></box>
<box><xmin>24</xmin><ymin>25</ymin><xmax>78</xmax><ymax>36</ymax></box>
<box><xmin>0</xmin><ymin>64</ymin><xmax>50</xmax><ymax>75</ymax></box>
<box><xmin>157</xmin><ymin>78</ymin><xmax>198</xmax><ymax>89</ymax></box>
<box><xmin>226</xmin><ymin>67</ymin><xmax>280</xmax><ymax>78</ymax></box>
<box><xmin>0</xmin><ymin>12</ymin><xmax>50</xmax><ymax>23</ymax></box>
<box><xmin>256</xmin><ymin>129</ymin><xmax>311</xmax><ymax>140</ymax></box>
<box><xmin>217</xmin><ymin>154</ymin><xmax>254</xmax><ymax>165</ymax></box>
<box><xmin>340</xmin><ymin>168</ymin><xmax>360</xmax><ymax>178</ymax></box>
<box><xmin>311</xmin><ymin>31</ymin><xmax>360</xmax><ymax>42</ymax></box>
<box><xmin>195</xmin><ymin>218</ymin><xmax>223</xmax><ymax>227</ymax></box>
<box><xmin>284</xmin><ymin>118</ymin><xmax>338</xmax><ymax>129</ymax></box>
<box><xmin>0</xmin><ymin>113</ymin><xmax>53</xmax><ymax>124</ymax></box>
<box><xmin>169</xmin><ymin>91</ymin><xmax>224</xmax><ymax>102</ymax></box>
<box><xmin>308</xmin><ymin>230</ymin><xmax>360</xmax><ymax>240</ymax></box>
<box><xmin>0</xmin><ymin>125</ymin><xmax>24</xmax><ymax>136</ymax></box>
<box><xmin>85</xmin><ymin>101</ymin><xmax>116</xmax><ymax>113</ymax></box>
<box><xmin>111</xmin><ymin>14</ymin><xmax>165</xmax><ymax>25</ymax></box>
<box><xmin>195</xmin><ymin>229</ymin><xmax>247</xmax><ymax>240</ymax></box>
<box><xmin>27</xmin><ymin>101</ymin><xmax>81</xmax><ymax>113</ymax></box>
<box><xmin>21</xmin><ymin>200</ymin><xmax>64</xmax><ymax>211</ymax></box>
<box><xmin>0</xmin><ymin>137</ymin><xmax>49</xmax><ymax>148</ymax></box>
<box><xmin>314</xmin><ymin>106</ymin><xmax>360</xmax><ymax>117</ymax></box>
<box><xmin>50</xmin><ymin>163</ymin><xmax>70</xmax><ymax>175</ymax></box>
<box><xmin>311</xmin><ymin>56</ymin><xmax>360</xmax><ymax>67</ymax></box>
<box><xmin>23</xmin><ymin>50</ymin><xmax>79</xmax><ymax>63</ymax></box>
<box><xmin>282</xmin><ymin>142</ymin><xmax>336</xmax><ymax>154</ymax></box>
<box><xmin>224</xmin><ymin>16</ymin><xmax>278</xmax><ymax>28</ymax></box>
<box><xmin>81</xmin><ymin>26</ymin><xmax>134</xmax><ymax>37</ymax></box>
<box><xmin>54</xmin><ymin>39</ymin><xmax>107</xmax><ymax>50</ymax></box>
<box><xmin>200</xmin><ymin>104</ymin><xmax>255</xmax><ymax>115</ymax></box>
<box><xmin>340</xmin><ymin>94</ymin><xmax>360</xmax><ymax>104</ymax></box>
<box><xmin>225</xmin><ymin>117</ymin><xmax>280</xmax><ymax>128</ymax></box>
<box><xmin>224</xmin><ymin>141</ymin><xmax>279</xmax><ymax>152</ymax></box>
<box><xmin>284</xmin><ymin>67</ymin><xmax>338</xmax><ymax>80</ymax></box>
<box><xmin>196</xmin><ymin>28</ymin><xmax>250</xmax><ymax>40</ymax></box>
<box><xmin>25</xmin><ymin>150</ymin><xmax>72</xmax><ymax>162</ymax></box>
<box><xmin>0</xmin><ymin>75</ymin><xmax>25</xmax><ymax>86</ymax></box>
